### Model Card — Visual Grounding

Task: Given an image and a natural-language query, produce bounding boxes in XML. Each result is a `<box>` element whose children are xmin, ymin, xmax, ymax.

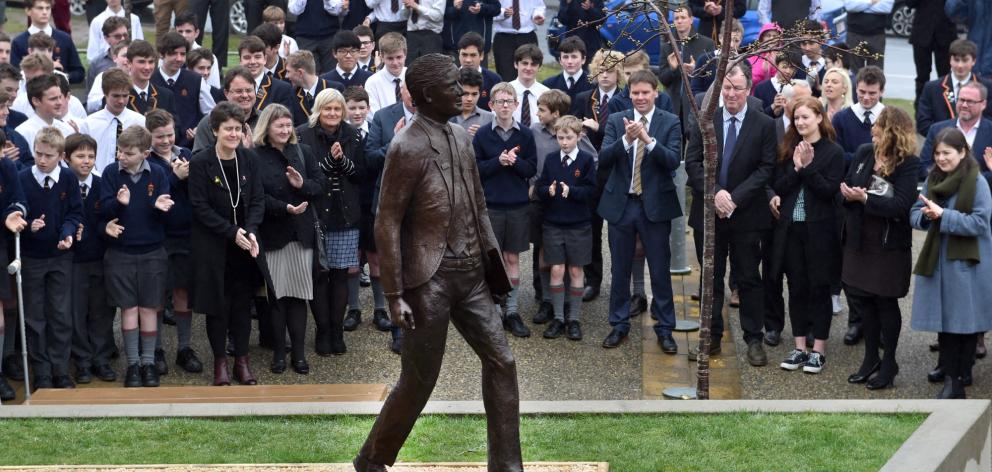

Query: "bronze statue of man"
<box><xmin>353</xmin><ymin>54</ymin><xmax>523</xmax><ymax>472</ymax></box>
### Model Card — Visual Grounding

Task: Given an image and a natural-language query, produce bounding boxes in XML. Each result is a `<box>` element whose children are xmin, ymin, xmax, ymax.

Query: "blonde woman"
<box><xmin>820</xmin><ymin>67</ymin><xmax>853</xmax><ymax>121</ymax></box>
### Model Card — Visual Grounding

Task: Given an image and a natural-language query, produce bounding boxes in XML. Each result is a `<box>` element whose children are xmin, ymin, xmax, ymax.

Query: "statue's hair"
<box><xmin>406</xmin><ymin>53</ymin><xmax>455</xmax><ymax>107</ymax></box>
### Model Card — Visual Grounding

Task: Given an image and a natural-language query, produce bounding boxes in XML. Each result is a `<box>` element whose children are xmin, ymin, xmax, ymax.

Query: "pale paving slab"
<box><xmin>0</xmin><ymin>463</ymin><xmax>608</xmax><ymax>472</ymax></box>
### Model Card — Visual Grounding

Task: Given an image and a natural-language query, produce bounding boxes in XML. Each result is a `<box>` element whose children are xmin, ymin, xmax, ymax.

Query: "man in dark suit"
<box><xmin>920</xmin><ymin>81</ymin><xmax>992</xmax><ymax>181</ymax></box>
<box><xmin>238</xmin><ymin>36</ymin><xmax>295</xmax><ymax>114</ymax></box>
<box><xmin>353</xmin><ymin>53</ymin><xmax>520</xmax><ymax>472</ymax></box>
<box><xmin>284</xmin><ymin>50</ymin><xmax>345</xmax><ymax>126</ymax></box>
<box><xmin>320</xmin><ymin>31</ymin><xmax>374</xmax><ymax>89</ymax></box>
<box><xmin>153</xmin><ymin>32</ymin><xmax>210</xmax><ymax>149</ymax></box>
<box><xmin>685</xmin><ymin>63</ymin><xmax>777</xmax><ymax>367</ymax></box>
<box><xmin>917</xmin><ymin>39</ymin><xmax>992</xmax><ymax>137</ymax></box>
<box><xmin>597</xmin><ymin>70</ymin><xmax>682</xmax><ymax>351</ymax></box>
<box><xmin>908</xmin><ymin>0</ymin><xmax>955</xmax><ymax>107</ymax></box>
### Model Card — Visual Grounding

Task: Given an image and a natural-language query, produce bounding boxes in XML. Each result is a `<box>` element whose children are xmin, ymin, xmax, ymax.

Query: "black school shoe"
<box><xmin>2</xmin><ymin>355</ymin><xmax>24</xmax><ymax>381</ymax></box>
<box><xmin>372</xmin><ymin>309</ymin><xmax>393</xmax><ymax>331</ymax></box>
<box><xmin>176</xmin><ymin>348</ymin><xmax>204</xmax><ymax>373</ymax></box>
<box><xmin>566</xmin><ymin>321</ymin><xmax>583</xmax><ymax>341</ymax></box>
<box><xmin>532</xmin><ymin>301</ymin><xmax>553</xmax><ymax>325</ymax></box>
<box><xmin>124</xmin><ymin>365</ymin><xmax>142</xmax><ymax>387</ymax></box>
<box><xmin>0</xmin><ymin>375</ymin><xmax>16</xmax><ymax>401</ymax></box>
<box><xmin>91</xmin><ymin>364</ymin><xmax>117</xmax><ymax>382</ymax></box>
<box><xmin>53</xmin><ymin>375</ymin><xmax>76</xmax><ymax>389</ymax></box>
<box><xmin>343</xmin><ymin>309</ymin><xmax>362</xmax><ymax>331</ymax></box>
<box><xmin>503</xmin><ymin>313</ymin><xmax>531</xmax><ymax>338</ymax></box>
<box><xmin>32</xmin><ymin>375</ymin><xmax>53</xmax><ymax>391</ymax></box>
<box><xmin>154</xmin><ymin>349</ymin><xmax>169</xmax><ymax>375</ymax></box>
<box><xmin>542</xmin><ymin>319</ymin><xmax>565</xmax><ymax>339</ymax></box>
<box><xmin>140</xmin><ymin>364</ymin><xmax>160</xmax><ymax>387</ymax></box>
<box><xmin>75</xmin><ymin>367</ymin><xmax>93</xmax><ymax>384</ymax></box>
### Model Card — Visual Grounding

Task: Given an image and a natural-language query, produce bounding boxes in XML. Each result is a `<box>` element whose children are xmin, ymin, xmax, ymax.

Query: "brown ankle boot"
<box><xmin>234</xmin><ymin>356</ymin><xmax>257</xmax><ymax>385</ymax></box>
<box><xmin>213</xmin><ymin>358</ymin><xmax>231</xmax><ymax>386</ymax></box>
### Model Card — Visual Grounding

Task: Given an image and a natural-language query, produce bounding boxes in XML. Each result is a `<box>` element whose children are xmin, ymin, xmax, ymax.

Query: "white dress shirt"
<box><xmin>365</xmin><ymin>0</ymin><xmax>409</xmax><ymax>23</ymax></box>
<box><xmin>561</xmin><ymin>147</ymin><xmax>578</xmax><ymax>167</ymax></box>
<box><xmin>13</xmin><ymin>93</ymin><xmax>87</xmax><ymax>121</ymax></box>
<box><xmin>852</xmin><ymin>101</ymin><xmax>885</xmax><ymax>125</ymax></box>
<box><xmin>27</xmin><ymin>24</ymin><xmax>54</xmax><ymax>36</ymax></box>
<box><xmin>493</xmin><ymin>0</ymin><xmax>546</xmax><ymax>34</ymax></box>
<box><xmin>407</xmin><ymin>0</ymin><xmax>444</xmax><ymax>33</ymax></box>
<box><xmin>958</xmin><ymin>119</ymin><xmax>981</xmax><ymax>148</ymax></box>
<box><xmin>86</xmin><ymin>7</ymin><xmax>144</xmax><ymax>63</ymax></box>
<box><xmin>15</xmin><ymin>115</ymin><xmax>76</xmax><ymax>155</ymax></box>
<box><xmin>78</xmin><ymin>107</ymin><xmax>147</xmax><ymax>174</ymax></box>
<box><xmin>365</xmin><ymin>67</ymin><xmax>406</xmax><ymax>114</ymax></box>
<box><xmin>562</xmin><ymin>70</ymin><xmax>584</xmax><ymax>89</ymax></box>
<box><xmin>842</xmin><ymin>0</ymin><xmax>894</xmax><ymax>14</ymax></box>
<box><xmin>32</xmin><ymin>164</ymin><xmax>60</xmax><ymax>188</ymax></box>
<box><xmin>623</xmin><ymin>107</ymin><xmax>658</xmax><ymax>193</ymax></box>
<box><xmin>509</xmin><ymin>79</ymin><xmax>548</xmax><ymax>125</ymax></box>
<box><xmin>289</xmin><ymin>0</ymin><xmax>345</xmax><ymax>16</ymax></box>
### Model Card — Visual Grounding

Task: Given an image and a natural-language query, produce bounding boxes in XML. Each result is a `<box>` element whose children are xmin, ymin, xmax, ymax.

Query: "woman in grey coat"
<box><xmin>910</xmin><ymin>128</ymin><xmax>992</xmax><ymax>399</ymax></box>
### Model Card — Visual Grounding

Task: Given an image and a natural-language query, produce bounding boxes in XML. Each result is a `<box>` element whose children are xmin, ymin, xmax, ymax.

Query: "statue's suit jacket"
<box><xmin>375</xmin><ymin>115</ymin><xmax>511</xmax><ymax>298</ymax></box>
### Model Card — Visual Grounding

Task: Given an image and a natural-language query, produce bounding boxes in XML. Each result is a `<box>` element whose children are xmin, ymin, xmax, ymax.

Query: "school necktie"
<box><xmin>632</xmin><ymin>116</ymin><xmax>647</xmax><ymax>195</ymax></box>
<box><xmin>394</xmin><ymin>78</ymin><xmax>402</xmax><ymax>102</ymax></box>
<box><xmin>561</xmin><ymin>155</ymin><xmax>569</xmax><ymax>167</ymax></box>
<box><xmin>863</xmin><ymin>110</ymin><xmax>872</xmax><ymax>127</ymax></box>
<box><xmin>411</xmin><ymin>0</ymin><xmax>420</xmax><ymax>22</ymax></box>
<box><xmin>512</xmin><ymin>0</ymin><xmax>521</xmax><ymax>29</ymax></box>
<box><xmin>139</xmin><ymin>91</ymin><xmax>148</xmax><ymax>103</ymax></box>
<box><xmin>567</xmin><ymin>76</ymin><xmax>575</xmax><ymax>90</ymax></box>
<box><xmin>80</xmin><ymin>183</ymin><xmax>88</xmax><ymax>199</ymax></box>
<box><xmin>343</xmin><ymin>72</ymin><xmax>351</xmax><ymax>82</ymax></box>
<box><xmin>719</xmin><ymin>116</ymin><xmax>737</xmax><ymax>188</ymax></box>
<box><xmin>520</xmin><ymin>90</ymin><xmax>531</xmax><ymax>127</ymax></box>
<box><xmin>305</xmin><ymin>91</ymin><xmax>313</xmax><ymax>110</ymax></box>
<box><xmin>116</xmin><ymin>117</ymin><xmax>123</xmax><ymax>139</ymax></box>
<box><xmin>391</xmin><ymin>0</ymin><xmax>399</xmax><ymax>13</ymax></box>
<box><xmin>598</xmin><ymin>93</ymin><xmax>609</xmax><ymax>126</ymax></box>
<box><xmin>167</xmin><ymin>78</ymin><xmax>175</xmax><ymax>87</ymax></box>
<box><xmin>43</xmin><ymin>176</ymin><xmax>51</xmax><ymax>190</ymax></box>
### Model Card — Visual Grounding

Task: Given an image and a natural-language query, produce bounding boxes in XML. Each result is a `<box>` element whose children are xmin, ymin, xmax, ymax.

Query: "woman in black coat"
<box><xmin>295</xmin><ymin>88</ymin><xmax>366</xmax><ymax>356</ymax></box>
<box><xmin>253</xmin><ymin>104</ymin><xmax>324</xmax><ymax>375</ymax></box>
<box><xmin>840</xmin><ymin>107</ymin><xmax>920</xmax><ymax>390</ymax></box>
<box><xmin>771</xmin><ymin>97</ymin><xmax>845</xmax><ymax>375</ymax></box>
<box><xmin>189</xmin><ymin>102</ymin><xmax>266</xmax><ymax>387</ymax></box>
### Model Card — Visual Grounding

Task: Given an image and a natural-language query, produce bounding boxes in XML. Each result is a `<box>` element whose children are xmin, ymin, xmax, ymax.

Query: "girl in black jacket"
<box><xmin>253</xmin><ymin>104</ymin><xmax>324</xmax><ymax>375</ymax></box>
<box><xmin>295</xmin><ymin>88</ymin><xmax>366</xmax><ymax>355</ymax></box>
<box><xmin>840</xmin><ymin>107</ymin><xmax>920</xmax><ymax>390</ymax></box>
<box><xmin>771</xmin><ymin>97</ymin><xmax>845</xmax><ymax>375</ymax></box>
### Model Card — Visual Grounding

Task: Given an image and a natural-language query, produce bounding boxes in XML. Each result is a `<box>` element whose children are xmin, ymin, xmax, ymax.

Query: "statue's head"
<box><xmin>406</xmin><ymin>53</ymin><xmax>462</xmax><ymax>122</ymax></box>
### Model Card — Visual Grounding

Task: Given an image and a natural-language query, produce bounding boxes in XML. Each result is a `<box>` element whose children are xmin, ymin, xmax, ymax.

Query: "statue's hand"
<box><xmin>389</xmin><ymin>297</ymin><xmax>415</xmax><ymax>330</ymax></box>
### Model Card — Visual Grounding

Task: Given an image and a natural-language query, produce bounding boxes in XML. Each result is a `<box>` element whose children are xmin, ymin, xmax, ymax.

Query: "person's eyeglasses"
<box><xmin>959</xmin><ymin>98</ymin><xmax>985</xmax><ymax>106</ymax></box>
<box><xmin>229</xmin><ymin>88</ymin><xmax>254</xmax><ymax>96</ymax></box>
<box><xmin>492</xmin><ymin>99</ymin><xmax>516</xmax><ymax>107</ymax></box>
<box><xmin>337</xmin><ymin>49</ymin><xmax>360</xmax><ymax>56</ymax></box>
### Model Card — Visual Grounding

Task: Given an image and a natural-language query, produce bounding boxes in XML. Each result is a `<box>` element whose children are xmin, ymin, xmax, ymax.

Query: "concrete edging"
<box><xmin>2</xmin><ymin>399</ymin><xmax>988</xmax><ymax>471</ymax></box>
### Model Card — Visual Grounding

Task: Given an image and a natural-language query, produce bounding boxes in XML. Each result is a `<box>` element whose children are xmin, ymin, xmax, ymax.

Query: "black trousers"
<box><xmin>492</xmin><ymin>31</ymin><xmax>538</xmax><ymax>82</ymax></box>
<box><xmin>298</xmin><ymin>35</ymin><xmax>336</xmax><ymax>75</ymax></box>
<box><xmin>693</xmin><ymin>224</ymin><xmax>765</xmax><ymax>344</ymax></box>
<box><xmin>23</xmin><ymin>254</ymin><xmax>73</xmax><ymax>377</ymax></box>
<box><xmin>783</xmin><ymin>223</ymin><xmax>832</xmax><ymax>340</ymax></box>
<box><xmin>70</xmin><ymin>261</ymin><xmax>115</xmax><ymax>369</ymax></box>
<box><xmin>373</xmin><ymin>21</ymin><xmax>407</xmax><ymax>39</ymax></box>
<box><xmin>845</xmin><ymin>285</ymin><xmax>901</xmax><ymax>377</ymax></box>
<box><xmin>938</xmin><ymin>332</ymin><xmax>978</xmax><ymax>380</ymax></box>
<box><xmin>761</xmin><ymin>228</ymin><xmax>785</xmax><ymax>333</ymax></box>
<box><xmin>358</xmin><ymin>257</ymin><xmax>522</xmax><ymax>471</ymax></box>
<box><xmin>191</xmin><ymin>0</ymin><xmax>232</xmax><ymax>69</ymax></box>
<box><xmin>913</xmin><ymin>43</ymin><xmax>951</xmax><ymax>108</ymax></box>
<box><xmin>205</xmin><ymin>247</ymin><xmax>255</xmax><ymax>358</ymax></box>
<box><xmin>406</xmin><ymin>30</ymin><xmax>442</xmax><ymax>66</ymax></box>
<box><xmin>310</xmin><ymin>267</ymin><xmax>347</xmax><ymax>353</ymax></box>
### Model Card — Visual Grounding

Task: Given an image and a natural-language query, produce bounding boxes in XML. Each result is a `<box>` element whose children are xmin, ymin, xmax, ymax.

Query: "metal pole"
<box><xmin>8</xmin><ymin>232</ymin><xmax>30</xmax><ymax>399</ymax></box>
<box><xmin>670</xmin><ymin>161</ymin><xmax>698</xmax><ymax>332</ymax></box>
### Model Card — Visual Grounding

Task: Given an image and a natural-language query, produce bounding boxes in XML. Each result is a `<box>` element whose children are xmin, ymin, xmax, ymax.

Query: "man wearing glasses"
<box><xmin>921</xmin><ymin>81</ymin><xmax>992</xmax><ymax>183</ymax></box>
<box><xmin>86</xmin><ymin>0</ymin><xmax>143</xmax><ymax>65</ymax></box>
<box><xmin>192</xmin><ymin>67</ymin><xmax>260</xmax><ymax>153</ymax></box>
<box><xmin>86</xmin><ymin>17</ymin><xmax>131</xmax><ymax>93</ymax></box>
<box><xmin>322</xmin><ymin>31</ymin><xmax>373</xmax><ymax>89</ymax></box>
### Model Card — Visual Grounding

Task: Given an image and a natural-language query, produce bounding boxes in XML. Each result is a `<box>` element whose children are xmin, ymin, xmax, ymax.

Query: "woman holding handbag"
<box><xmin>840</xmin><ymin>107</ymin><xmax>920</xmax><ymax>390</ymax></box>
<box><xmin>296</xmin><ymin>88</ymin><xmax>366</xmax><ymax>356</ymax></box>
<box><xmin>253</xmin><ymin>104</ymin><xmax>325</xmax><ymax>375</ymax></box>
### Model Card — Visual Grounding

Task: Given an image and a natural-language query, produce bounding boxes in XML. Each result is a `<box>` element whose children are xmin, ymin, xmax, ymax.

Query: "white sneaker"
<box><xmin>831</xmin><ymin>295</ymin><xmax>843</xmax><ymax>315</ymax></box>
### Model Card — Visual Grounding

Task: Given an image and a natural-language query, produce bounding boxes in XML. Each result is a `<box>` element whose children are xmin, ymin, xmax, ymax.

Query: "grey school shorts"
<box><xmin>488</xmin><ymin>205</ymin><xmax>531</xmax><ymax>253</ymax></box>
<box><xmin>542</xmin><ymin>223</ymin><xmax>592</xmax><ymax>267</ymax></box>
<box><xmin>104</xmin><ymin>246</ymin><xmax>168</xmax><ymax>308</ymax></box>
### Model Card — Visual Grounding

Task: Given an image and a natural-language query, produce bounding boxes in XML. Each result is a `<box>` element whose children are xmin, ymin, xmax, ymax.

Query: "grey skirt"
<box><xmin>266</xmin><ymin>241</ymin><xmax>314</xmax><ymax>300</ymax></box>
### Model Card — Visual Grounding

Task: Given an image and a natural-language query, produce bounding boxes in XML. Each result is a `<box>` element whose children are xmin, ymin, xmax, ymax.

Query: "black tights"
<box><xmin>310</xmin><ymin>268</ymin><xmax>348</xmax><ymax>353</ymax></box>
<box><xmin>938</xmin><ymin>332</ymin><xmax>978</xmax><ymax>380</ymax></box>
<box><xmin>270</xmin><ymin>297</ymin><xmax>308</xmax><ymax>362</ymax></box>
<box><xmin>847</xmin><ymin>288</ymin><xmax>901</xmax><ymax>379</ymax></box>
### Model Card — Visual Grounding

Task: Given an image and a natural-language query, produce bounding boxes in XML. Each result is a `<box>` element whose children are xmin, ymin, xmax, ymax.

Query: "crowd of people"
<box><xmin>0</xmin><ymin>0</ymin><xmax>989</xmax><ymax>402</ymax></box>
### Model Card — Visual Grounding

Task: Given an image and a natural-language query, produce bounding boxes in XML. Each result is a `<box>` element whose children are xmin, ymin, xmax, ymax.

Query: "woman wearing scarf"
<box><xmin>771</xmin><ymin>97</ymin><xmax>845</xmax><ymax>375</ymax></box>
<box><xmin>296</xmin><ymin>88</ymin><xmax>366</xmax><ymax>358</ymax></box>
<box><xmin>911</xmin><ymin>127</ymin><xmax>992</xmax><ymax>399</ymax></box>
<box><xmin>840</xmin><ymin>107</ymin><xmax>920</xmax><ymax>390</ymax></box>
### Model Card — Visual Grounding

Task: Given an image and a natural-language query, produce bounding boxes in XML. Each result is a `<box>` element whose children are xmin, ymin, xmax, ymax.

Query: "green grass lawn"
<box><xmin>0</xmin><ymin>413</ymin><xmax>924</xmax><ymax>471</ymax></box>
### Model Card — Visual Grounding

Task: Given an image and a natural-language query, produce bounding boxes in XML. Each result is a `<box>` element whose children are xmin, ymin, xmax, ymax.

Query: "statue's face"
<box><xmin>422</xmin><ymin>65</ymin><xmax>463</xmax><ymax>120</ymax></box>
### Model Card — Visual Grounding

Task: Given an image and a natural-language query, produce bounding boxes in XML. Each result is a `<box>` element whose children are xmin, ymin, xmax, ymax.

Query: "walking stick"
<box><xmin>7</xmin><ymin>231</ymin><xmax>29</xmax><ymax>399</ymax></box>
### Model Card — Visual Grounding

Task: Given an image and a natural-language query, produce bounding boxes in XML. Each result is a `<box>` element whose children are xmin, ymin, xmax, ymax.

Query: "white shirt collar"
<box><xmin>337</xmin><ymin>65</ymin><xmax>356</xmax><ymax>78</ymax></box>
<box><xmin>564</xmin><ymin>70</ymin><xmax>583</xmax><ymax>85</ymax></box>
<box><xmin>32</xmin><ymin>165</ymin><xmax>59</xmax><ymax>186</ymax></box>
<box><xmin>103</xmin><ymin>5</ymin><xmax>126</xmax><ymax>17</ymax></box>
<box><xmin>802</xmin><ymin>55</ymin><xmax>826</xmax><ymax>71</ymax></box>
<box><xmin>27</xmin><ymin>24</ymin><xmax>53</xmax><ymax>36</ymax></box>
<box><xmin>599</xmin><ymin>87</ymin><xmax>617</xmax><ymax>100</ymax></box>
<box><xmin>306</xmin><ymin>79</ymin><xmax>319</xmax><ymax>97</ymax></box>
<box><xmin>159</xmin><ymin>67</ymin><xmax>181</xmax><ymax>83</ymax></box>
<box><xmin>134</xmin><ymin>83</ymin><xmax>150</xmax><ymax>96</ymax></box>
<box><xmin>852</xmin><ymin>102</ymin><xmax>885</xmax><ymax>123</ymax></box>
<box><xmin>634</xmin><ymin>107</ymin><xmax>655</xmax><ymax>126</ymax></box>
<box><xmin>952</xmin><ymin>74</ymin><xmax>973</xmax><ymax>91</ymax></box>
<box><xmin>723</xmin><ymin>104</ymin><xmax>747</xmax><ymax>123</ymax></box>
<box><xmin>78</xmin><ymin>173</ymin><xmax>94</xmax><ymax>188</ymax></box>
<box><xmin>561</xmin><ymin>147</ymin><xmax>578</xmax><ymax>165</ymax></box>
<box><xmin>254</xmin><ymin>74</ymin><xmax>265</xmax><ymax>91</ymax></box>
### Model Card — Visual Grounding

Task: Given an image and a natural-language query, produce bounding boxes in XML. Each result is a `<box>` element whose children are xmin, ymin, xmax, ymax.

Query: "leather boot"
<box><xmin>213</xmin><ymin>358</ymin><xmax>231</xmax><ymax>386</ymax></box>
<box><xmin>234</xmin><ymin>356</ymin><xmax>257</xmax><ymax>385</ymax></box>
<box><xmin>937</xmin><ymin>376</ymin><xmax>966</xmax><ymax>399</ymax></box>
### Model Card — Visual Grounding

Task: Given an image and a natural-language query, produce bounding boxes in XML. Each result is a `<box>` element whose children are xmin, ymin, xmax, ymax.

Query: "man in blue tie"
<box><xmin>597</xmin><ymin>70</ymin><xmax>682</xmax><ymax>351</ymax></box>
<box><xmin>685</xmin><ymin>64</ymin><xmax>778</xmax><ymax>366</ymax></box>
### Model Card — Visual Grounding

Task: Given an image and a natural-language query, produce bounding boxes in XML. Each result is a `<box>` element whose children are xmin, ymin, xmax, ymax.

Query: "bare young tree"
<box><xmin>562</xmin><ymin>0</ymin><xmax>871</xmax><ymax>399</ymax></box>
